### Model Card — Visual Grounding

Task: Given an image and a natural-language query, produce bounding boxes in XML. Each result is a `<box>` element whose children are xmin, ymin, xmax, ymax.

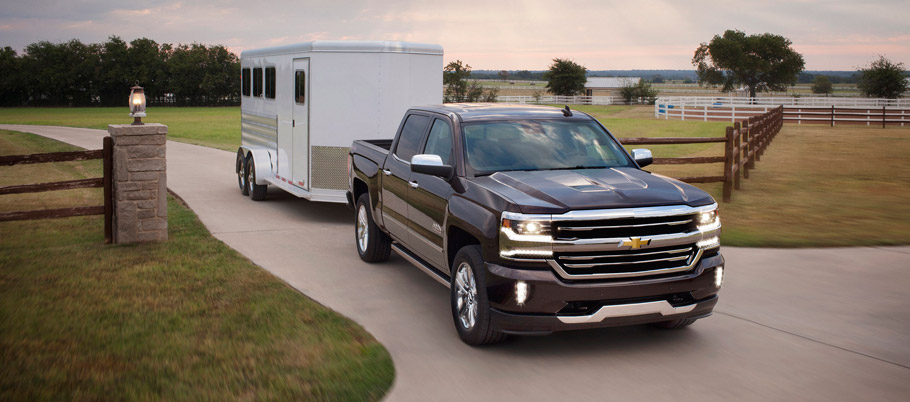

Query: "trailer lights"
<box><xmin>515</xmin><ymin>281</ymin><xmax>530</xmax><ymax>306</ymax></box>
<box><xmin>129</xmin><ymin>83</ymin><xmax>147</xmax><ymax>125</ymax></box>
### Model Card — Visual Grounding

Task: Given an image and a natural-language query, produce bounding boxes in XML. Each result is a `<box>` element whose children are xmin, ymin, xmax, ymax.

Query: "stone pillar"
<box><xmin>108</xmin><ymin>123</ymin><xmax>168</xmax><ymax>243</ymax></box>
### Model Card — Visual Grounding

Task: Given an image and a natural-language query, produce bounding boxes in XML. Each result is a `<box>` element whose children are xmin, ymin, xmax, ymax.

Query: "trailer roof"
<box><xmin>241</xmin><ymin>41</ymin><xmax>443</xmax><ymax>58</ymax></box>
<box><xmin>412</xmin><ymin>103</ymin><xmax>595</xmax><ymax>123</ymax></box>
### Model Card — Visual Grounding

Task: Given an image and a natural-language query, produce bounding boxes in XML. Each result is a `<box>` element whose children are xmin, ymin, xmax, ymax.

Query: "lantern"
<box><xmin>129</xmin><ymin>84</ymin><xmax>146</xmax><ymax>125</ymax></box>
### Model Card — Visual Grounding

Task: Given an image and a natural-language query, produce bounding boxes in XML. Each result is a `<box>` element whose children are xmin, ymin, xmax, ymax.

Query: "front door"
<box><xmin>292</xmin><ymin>58</ymin><xmax>309</xmax><ymax>189</ymax></box>
<box><xmin>407</xmin><ymin>117</ymin><xmax>455</xmax><ymax>271</ymax></box>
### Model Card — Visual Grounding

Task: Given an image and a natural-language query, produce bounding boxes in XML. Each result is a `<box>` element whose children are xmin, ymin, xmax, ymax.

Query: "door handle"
<box><xmin>409</xmin><ymin>181</ymin><xmax>419</xmax><ymax>189</ymax></box>
<box><xmin>382</xmin><ymin>169</ymin><xmax>392</xmax><ymax>176</ymax></box>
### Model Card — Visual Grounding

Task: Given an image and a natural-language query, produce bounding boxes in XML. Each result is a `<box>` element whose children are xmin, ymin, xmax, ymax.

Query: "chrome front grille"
<box><xmin>555</xmin><ymin>214</ymin><xmax>699</xmax><ymax>240</ymax></box>
<box><xmin>552</xmin><ymin>244</ymin><xmax>699</xmax><ymax>279</ymax></box>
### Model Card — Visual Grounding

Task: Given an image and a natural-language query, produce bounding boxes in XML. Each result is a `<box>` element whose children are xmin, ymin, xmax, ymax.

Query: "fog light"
<box><xmin>515</xmin><ymin>281</ymin><xmax>529</xmax><ymax>306</ymax></box>
<box><xmin>715</xmin><ymin>266</ymin><xmax>724</xmax><ymax>288</ymax></box>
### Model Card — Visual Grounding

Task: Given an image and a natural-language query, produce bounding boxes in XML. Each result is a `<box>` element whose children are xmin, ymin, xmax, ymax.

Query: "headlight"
<box><xmin>502</xmin><ymin>218</ymin><xmax>551</xmax><ymax>236</ymax></box>
<box><xmin>500</xmin><ymin>213</ymin><xmax>553</xmax><ymax>259</ymax></box>
<box><xmin>697</xmin><ymin>208</ymin><xmax>718</xmax><ymax>226</ymax></box>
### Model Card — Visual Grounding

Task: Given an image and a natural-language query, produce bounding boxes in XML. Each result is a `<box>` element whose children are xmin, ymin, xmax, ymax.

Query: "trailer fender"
<box><xmin>239</xmin><ymin>145</ymin><xmax>275</xmax><ymax>185</ymax></box>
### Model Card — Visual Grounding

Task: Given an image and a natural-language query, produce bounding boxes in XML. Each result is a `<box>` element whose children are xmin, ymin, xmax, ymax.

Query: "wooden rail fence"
<box><xmin>620</xmin><ymin>106</ymin><xmax>784</xmax><ymax>202</ymax></box>
<box><xmin>0</xmin><ymin>137</ymin><xmax>113</xmax><ymax>242</ymax></box>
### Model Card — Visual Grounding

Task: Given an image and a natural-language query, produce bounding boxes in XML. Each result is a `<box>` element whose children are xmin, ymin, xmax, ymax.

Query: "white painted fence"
<box><xmin>496</xmin><ymin>95</ymin><xmax>619</xmax><ymax>105</ymax></box>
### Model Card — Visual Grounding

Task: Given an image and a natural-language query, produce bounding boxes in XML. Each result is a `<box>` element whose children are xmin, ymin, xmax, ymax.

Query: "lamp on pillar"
<box><xmin>129</xmin><ymin>83</ymin><xmax>147</xmax><ymax>125</ymax></box>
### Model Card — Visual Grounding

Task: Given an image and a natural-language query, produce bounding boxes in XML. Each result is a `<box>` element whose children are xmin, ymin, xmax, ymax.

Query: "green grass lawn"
<box><xmin>0</xmin><ymin>107</ymin><xmax>240</xmax><ymax>151</ymax></box>
<box><xmin>0</xmin><ymin>130</ymin><xmax>393</xmax><ymax>401</ymax></box>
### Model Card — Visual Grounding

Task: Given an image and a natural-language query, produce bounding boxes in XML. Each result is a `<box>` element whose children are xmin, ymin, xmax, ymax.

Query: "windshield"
<box><xmin>462</xmin><ymin>120</ymin><xmax>634</xmax><ymax>175</ymax></box>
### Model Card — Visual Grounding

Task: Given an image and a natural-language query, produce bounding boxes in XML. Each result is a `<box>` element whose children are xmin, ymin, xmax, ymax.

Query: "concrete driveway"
<box><xmin>4</xmin><ymin>124</ymin><xmax>909</xmax><ymax>401</ymax></box>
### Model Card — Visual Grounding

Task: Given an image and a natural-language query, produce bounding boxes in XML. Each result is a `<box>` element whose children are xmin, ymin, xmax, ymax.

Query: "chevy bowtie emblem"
<box><xmin>622</xmin><ymin>237</ymin><xmax>651</xmax><ymax>249</ymax></box>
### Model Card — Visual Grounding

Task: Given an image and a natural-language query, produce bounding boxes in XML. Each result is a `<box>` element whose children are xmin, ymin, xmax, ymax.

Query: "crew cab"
<box><xmin>347</xmin><ymin>104</ymin><xmax>724</xmax><ymax>345</ymax></box>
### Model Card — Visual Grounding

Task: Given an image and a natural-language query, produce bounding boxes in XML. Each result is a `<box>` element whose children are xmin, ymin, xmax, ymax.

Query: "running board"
<box><xmin>391</xmin><ymin>243</ymin><xmax>450</xmax><ymax>288</ymax></box>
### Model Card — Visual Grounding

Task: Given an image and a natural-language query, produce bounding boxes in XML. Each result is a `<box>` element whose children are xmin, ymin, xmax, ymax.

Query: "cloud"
<box><xmin>0</xmin><ymin>0</ymin><xmax>907</xmax><ymax>69</ymax></box>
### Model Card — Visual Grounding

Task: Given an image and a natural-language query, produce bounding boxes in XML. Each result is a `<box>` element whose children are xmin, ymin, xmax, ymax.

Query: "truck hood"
<box><xmin>471</xmin><ymin>168</ymin><xmax>715</xmax><ymax>214</ymax></box>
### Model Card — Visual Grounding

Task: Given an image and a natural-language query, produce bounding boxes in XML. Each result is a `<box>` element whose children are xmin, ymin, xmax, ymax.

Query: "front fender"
<box><xmin>447</xmin><ymin>196</ymin><xmax>499</xmax><ymax>262</ymax></box>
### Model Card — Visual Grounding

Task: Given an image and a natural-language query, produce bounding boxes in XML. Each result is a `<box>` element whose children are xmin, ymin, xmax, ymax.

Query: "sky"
<box><xmin>1</xmin><ymin>0</ymin><xmax>908</xmax><ymax>71</ymax></box>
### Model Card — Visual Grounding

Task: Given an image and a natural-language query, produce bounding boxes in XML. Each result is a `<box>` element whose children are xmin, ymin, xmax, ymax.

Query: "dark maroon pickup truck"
<box><xmin>347</xmin><ymin>104</ymin><xmax>724</xmax><ymax>345</ymax></box>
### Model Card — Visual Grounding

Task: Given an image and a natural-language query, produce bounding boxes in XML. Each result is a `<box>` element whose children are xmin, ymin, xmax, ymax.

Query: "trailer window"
<box><xmin>265</xmin><ymin>67</ymin><xmax>276</xmax><ymax>99</ymax></box>
<box><xmin>253</xmin><ymin>67</ymin><xmax>263</xmax><ymax>97</ymax></box>
<box><xmin>394</xmin><ymin>114</ymin><xmax>430</xmax><ymax>163</ymax></box>
<box><xmin>242</xmin><ymin>68</ymin><xmax>251</xmax><ymax>96</ymax></box>
<box><xmin>295</xmin><ymin>71</ymin><xmax>306</xmax><ymax>104</ymax></box>
<box><xmin>423</xmin><ymin>119</ymin><xmax>453</xmax><ymax>165</ymax></box>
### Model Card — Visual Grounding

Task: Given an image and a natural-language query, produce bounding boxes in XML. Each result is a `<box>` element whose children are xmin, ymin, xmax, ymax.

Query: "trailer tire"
<box><xmin>451</xmin><ymin>245</ymin><xmax>507</xmax><ymax>346</ymax></box>
<box><xmin>237</xmin><ymin>150</ymin><xmax>249</xmax><ymax>196</ymax></box>
<box><xmin>355</xmin><ymin>193</ymin><xmax>391</xmax><ymax>262</ymax></box>
<box><xmin>245</xmin><ymin>155</ymin><xmax>267</xmax><ymax>201</ymax></box>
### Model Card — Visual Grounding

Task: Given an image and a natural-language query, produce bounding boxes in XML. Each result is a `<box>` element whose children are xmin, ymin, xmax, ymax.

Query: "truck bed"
<box><xmin>351</xmin><ymin>139</ymin><xmax>392</xmax><ymax>166</ymax></box>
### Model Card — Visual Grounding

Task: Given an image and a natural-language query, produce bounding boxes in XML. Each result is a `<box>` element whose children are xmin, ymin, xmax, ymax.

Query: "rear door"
<box><xmin>381</xmin><ymin>113</ymin><xmax>430</xmax><ymax>244</ymax></box>
<box><xmin>291</xmin><ymin>58</ymin><xmax>309</xmax><ymax>189</ymax></box>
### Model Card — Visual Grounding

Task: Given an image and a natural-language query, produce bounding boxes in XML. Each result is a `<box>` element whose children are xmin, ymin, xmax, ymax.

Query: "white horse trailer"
<box><xmin>236</xmin><ymin>41</ymin><xmax>443</xmax><ymax>202</ymax></box>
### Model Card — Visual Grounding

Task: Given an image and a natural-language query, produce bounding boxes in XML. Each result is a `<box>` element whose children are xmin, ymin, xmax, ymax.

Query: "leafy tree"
<box><xmin>443</xmin><ymin>60</ymin><xmax>472</xmax><ymax>102</ymax></box>
<box><xmin>544</xmin><ymin>58</ymin><xmax>587</xmax><ymax>96</ymax></box>
<box><xmin>514</xmin><ymin>70</ymin><xmax>532</xmax><ymax>80</ymax></box>
<box><xmin>620</xmin><ymin>80</ymin><xmax>658</xmax><ymax>104</ymax></box>
<box><xmin>857</xmin><ymin>56</ymin><xmax>908</xmax><ymax>99</ymax></box>
<box><xmin>497</xmin><ymin>70</ymin><xmax>509</xmax><ymax>81</ymax></box>
<box><xmin>651</xmin><ymin>74</ymin><xmax>664</xmax><ymax>84</ymax></box>
<box><xmin>811</xmin><ymin>75</ymin><xmax>833</xmax><ymax>96</ymax></box>
<box><xmin>0</xmin><ymin>46</ymin><xmax>25</xmax><ymax>106</ymax></box>
<box><xmin>692</xmin><ymin>30</ymin><xmax>805</xmax><ymax>98</ymax></box>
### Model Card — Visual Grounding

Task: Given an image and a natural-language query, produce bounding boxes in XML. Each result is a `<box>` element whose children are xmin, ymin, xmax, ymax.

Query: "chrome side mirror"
<box><xmin>411</xmin><ymin>154</ymin><xmax>454</xmax><ymax>180</ymax></box>
<box><xmin>631</xmin><ymin>148</ymin><xmax>653</xmax><ymax>168</ymax></box>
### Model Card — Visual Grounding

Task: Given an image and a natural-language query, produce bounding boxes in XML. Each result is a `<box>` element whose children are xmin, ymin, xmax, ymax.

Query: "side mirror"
<box><xmin>411</xmin><ymin>154</ymin><xmax>454</xmax><ymax>180</ymax></box>
<box><xmin>631</xmin><ymin>148</ymin><xmax>653</xmax><ymax>168</ymax></box>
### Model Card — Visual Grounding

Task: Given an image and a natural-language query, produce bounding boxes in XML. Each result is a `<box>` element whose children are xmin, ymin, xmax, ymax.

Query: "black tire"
<box><xmin>450</xmin><ymin>245</ymin><xmax>507</xmax><ymax>346</ymax></box>
<box><xmin>237</xmin><ymin>150</ymin><xmax>249</xmax><ymax>196</ymax></box>
<box><xmin>246</xmin><ymin>155</ymin><xmax>267</xmax><ymax>201</ymax></box>
<box><xmin>355</xmin><ymin>193</ymin><xmax>391</xmax><ymax>262</ymax></box>
<box><xmin>650</xmin><ymin>317</ymin><xmax>698</xmax><ymax>329</ymax></box>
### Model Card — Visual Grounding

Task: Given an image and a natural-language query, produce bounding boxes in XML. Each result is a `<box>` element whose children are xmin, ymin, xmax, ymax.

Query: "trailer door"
<box><xmin>292</xmin><ymin>58</ymin><xmax>310</xmax><ymax>189</ymax></box>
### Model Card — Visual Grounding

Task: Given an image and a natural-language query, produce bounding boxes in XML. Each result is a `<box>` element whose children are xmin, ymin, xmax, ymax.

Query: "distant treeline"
<box><xmin>471</xmin><ymin>69</ymin><xmax>862</xmax><ymax>84</ymax></box>
<box><xmin>0</xmin><ymin>36</ymin><xmax>240</xmax><ymax>107</ymax></box>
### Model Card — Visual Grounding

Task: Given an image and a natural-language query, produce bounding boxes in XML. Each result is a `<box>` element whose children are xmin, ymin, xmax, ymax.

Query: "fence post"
<box><xmin>733</xmin><ymin>122</ymin><xmax>741</xmax><ymax>190</ymax></box>
<box><xmin>723</xmin><ymin>126</ymin><xmax>734</xmax><ymax>202</ymax></box>
<box><xmin>742</xmin><ymin>118</ymin><xmax>751</xmax><ymax>179</ymax></box>
<box><xmin>108</xmin><ymin>123</ymin><xmax>168</xmax><ymax>244</ymax></box>
<box><xmin>831</xmin><ymin>105</ymin><xmax>835</xmax><ymax>127</ymax></box>
<box><xmin>883</xmin><ymin>106</ymin><xmax>886</xmax><ymax>129</ymax></box>
<box><xmin>103</xmin><ymin>136</ymin><xmax>112</xmax><ymax>244</ymax></box>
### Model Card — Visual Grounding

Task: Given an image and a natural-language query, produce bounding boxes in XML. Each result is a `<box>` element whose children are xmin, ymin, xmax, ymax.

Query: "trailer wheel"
<box><xmin>355</xmin><ymin>193</ymin><xmax>391</xmax><ymax>262</ymax></box>
<box><xmin>237</xmin><ymin>150</ymin><xmax>249</xmax><ymax>196</ymax></box>
<box><xmin>245</xmin><ymin>154</ymin><xmax>267</xmax><ymax>201</ymax></box>
<box><xmin>450</xmin><ymin>245</ymin><xmax>507</xmax><ymax>346</ymax></box>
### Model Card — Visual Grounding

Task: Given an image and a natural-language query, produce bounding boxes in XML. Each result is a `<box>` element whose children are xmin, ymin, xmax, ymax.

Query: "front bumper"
<box><xmin>485</xmin><ymin>252</ymin><xmax>724</xmax><ymax>333</ymax></box>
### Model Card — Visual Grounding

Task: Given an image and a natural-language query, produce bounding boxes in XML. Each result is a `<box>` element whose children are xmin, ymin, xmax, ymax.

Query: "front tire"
<box><xmin>245</xmin><ymin>155</ymin><xmax>267</xmax><ymax>201</ymax></box>
<box><xmin>355</xmin><ymin>194</ymin><xmax>391</xmax><ymax>262</ymax></box>
<box><xmin>237</xmin><ymin>151</ymin><xmax>249</xmax><ymax>196</ymax></box>
<box><xmin>450</xmin><ymin>245</ymin><xmax>507</xmax><ymax>346</ymax></box>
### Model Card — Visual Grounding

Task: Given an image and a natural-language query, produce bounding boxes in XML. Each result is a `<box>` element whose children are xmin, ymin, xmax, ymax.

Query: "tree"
<box><xmin>544</xmin><ymin>58</ymin><xmax>587</xmax><ymax>96</ymax></box>
<box><xmin>811</xmin><ymin>75</ymin><xmax>833</xmax><ymax>96</ymax></box>
<box><xmin>857</xmin><ymin>56</ymin><xmax>908</xmax><ymax>99</ymax></box>
<box><xmin>0</xmin><ymin>46</ymin><xmax>25</xmax><ymax>106</ymax></box>
<box><xmin>443</xmin><ymin>60</ymin><xmax>472</xmax><ymax>102</ymax></box>
<box><xmin>620</xmin><ymin>80</ymin><xmax>658</xmax><ymax>104</ymax></box>
<box><xmin>497</xmin><ymin>70</ymin><xmax>509</xmax><ymax>81</ymax></box>
<box><xmin>692</xmin><ymin>30</ymin><xmax>805</xmax><ymax>99</ymax></box>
